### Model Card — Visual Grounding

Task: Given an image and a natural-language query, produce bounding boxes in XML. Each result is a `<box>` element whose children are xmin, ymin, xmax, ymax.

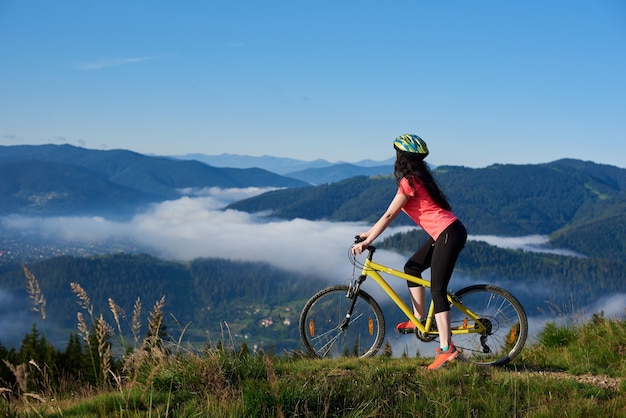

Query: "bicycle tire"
<box><xmin>451</xmin><ymin>284</ymin><xmax>528</xmax><ymax>366</ymax></box>
<box><xmin>299</xmin><ymin>285</ymin><xmax>385</xmax><ymax>359</ymax></box>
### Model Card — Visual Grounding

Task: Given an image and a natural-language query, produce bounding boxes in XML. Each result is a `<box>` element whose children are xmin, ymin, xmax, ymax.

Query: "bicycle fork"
<box><xmin>340</xmin><ymin>275</ymin><xmax>366</xmax><ymax>330</ymax></box>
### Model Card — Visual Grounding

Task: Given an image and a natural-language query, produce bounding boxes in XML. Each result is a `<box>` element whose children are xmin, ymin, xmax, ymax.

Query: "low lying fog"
<box><xmin>1</xmin><ymin>187</ymin><xmax>586</xmax><ymax>274</ymax></box>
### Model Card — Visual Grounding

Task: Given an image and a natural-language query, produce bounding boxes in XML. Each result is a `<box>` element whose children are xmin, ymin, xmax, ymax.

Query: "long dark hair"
<box><xmin>394</xmin><ymin>150</ymin><xmax>452</xmax><ymax>211</ymax></box>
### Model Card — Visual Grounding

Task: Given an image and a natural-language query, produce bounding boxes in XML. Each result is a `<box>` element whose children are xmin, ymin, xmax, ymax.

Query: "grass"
<box><xmin>6</xmin><ymin>351</ymin><xmax>623</xmax><ymax>417</ymax></box>
<box><xmin>1</xmin><ymin>267</ymin><xmax>625</xmax><ymax>417</ymax></box>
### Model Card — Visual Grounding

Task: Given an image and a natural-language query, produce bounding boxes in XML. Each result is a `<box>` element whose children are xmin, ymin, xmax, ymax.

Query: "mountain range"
<box><xmin>1</xmin><ymin>144</ymin><xmax>625</xmax><ymax>261</ymax></box>
<box><xmin>0</xmin><ymin>144</ymin><xmax>308</xmax><ymax>218</ymax></box>
<box><xmin>174</xmin><ymin>152</ymin><xmax>395</xmax><ymax>177</ymax></box>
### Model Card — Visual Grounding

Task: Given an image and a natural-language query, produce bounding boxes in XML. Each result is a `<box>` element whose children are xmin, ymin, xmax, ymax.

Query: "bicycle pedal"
<box><xmin>397</xmin><ymin>327</ymin><xmax>416</xmax><ymax>335</ymax></box>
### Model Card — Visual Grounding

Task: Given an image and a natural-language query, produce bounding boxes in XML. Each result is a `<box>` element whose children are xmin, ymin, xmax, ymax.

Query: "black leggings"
<box><xmin>403</xmin><ymin>219</ymin><xmax>467</xmax><ymax>314</ymax></box>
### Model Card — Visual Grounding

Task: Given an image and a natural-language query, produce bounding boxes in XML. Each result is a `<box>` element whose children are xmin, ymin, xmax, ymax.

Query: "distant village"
<box><xmin>0</xmin><ymin>233</ymin><xmax>139</xmax><ymax>265</ymax></box>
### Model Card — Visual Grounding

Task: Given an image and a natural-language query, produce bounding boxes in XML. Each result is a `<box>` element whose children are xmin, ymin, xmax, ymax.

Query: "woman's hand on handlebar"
<box><xmin>352</xmin><ymin>234</ymin><xmax>368</xmax><ymax>255</ymax></box>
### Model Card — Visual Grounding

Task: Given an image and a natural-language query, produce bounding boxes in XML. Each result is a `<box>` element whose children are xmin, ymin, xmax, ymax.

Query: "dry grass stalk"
<box><xmin>77</xmin><ymin>312</ymin><xmax>90</xmax><ymax>344</ymax></box>
<box><xmin>146</xmin><ymin>296</ymin><xmax>166</xmax><ymax>346</ymax></box>
<box><xmin>26</xmin><ymin>360</ymin><xmax>54</xmax><ymax>397</ymax></box>
<box><xmin>169</xmin><ymin>313</ymin><xmax>193</xmax><ymax>354</ymax></box>
<box><xmin>101</xmin><ymin>345</ymin><xmax>112</xmax><ymax>384</ymax></box>
<box><xmin>96</xmin><ymin>314</ymin><xmax>113</xmax><ymax>383</ymax></box>
<box><xmin>27</xmin><ymin>359</ymin><xmax>41</xmax><ymax>373</ymax></box>
<box><xmin>3</xmin><ymin>360</ymin><xmax>29</xmax><ymax>394</ymax></box>
<box><xmin>22</xmin><ymin>264</ymin><xmax>46</xmax><ymax>320</ymax></box>
<box><xmin>22</xmin><ymin>392</ymin><xmax>45</xmax><ymax>402</ymax></box>
<box><xmin>70</xmin><ymin>282</ymin><xmax>93</xmax><ymax>316</ymax></box>
<box><xmin>131</xmin><ymin>297</ymin><xmax>142</xmax><ymax>346</ymax></box>
<box><xmin>108</xmin><ymin>297</ymin><xmax>125</xmax><ymax>336</ymax></box>
<box><xmin>108</xmin><ymin>368</ymin><xmax>124</xmax><ymax>392</ymax></box>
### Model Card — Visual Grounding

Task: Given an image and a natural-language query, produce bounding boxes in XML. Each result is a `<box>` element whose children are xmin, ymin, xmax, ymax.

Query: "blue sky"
<box><xmin>1</xmin><ymin>1</ymin><xmax>624</xmax><ymax>168</ymax></box>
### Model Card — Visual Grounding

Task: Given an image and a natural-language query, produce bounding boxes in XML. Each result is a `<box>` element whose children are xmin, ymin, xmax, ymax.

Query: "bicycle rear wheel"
<box><xmin>299</xmin><ymin>285</ymin><xmax>385</xmax><ymax>358</ymax></box>
<box><xmin>451</xmin><ymin>284</ymin><xmax>528</xmax><ymax>366</ymax></box>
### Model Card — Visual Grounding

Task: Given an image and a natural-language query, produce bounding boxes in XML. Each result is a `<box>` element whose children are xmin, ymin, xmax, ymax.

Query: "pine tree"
<box><xmin>59</xmin><ymin>333</ymin><xmax>84</xmax><ymax>380</ymax></box>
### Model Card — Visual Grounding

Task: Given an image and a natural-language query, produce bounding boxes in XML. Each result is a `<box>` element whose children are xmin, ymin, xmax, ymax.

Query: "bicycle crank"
<box><xmin>416</xmin><ymin>330</ymin><xmax>437</xmax><ymax>342</ymax></box>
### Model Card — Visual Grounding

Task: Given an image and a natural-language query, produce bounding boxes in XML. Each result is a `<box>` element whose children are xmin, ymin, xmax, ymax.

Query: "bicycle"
<box><xmin>299</xmin><ymin>236</ymin><xmax>528</xmax><ymax>366</ymax></box>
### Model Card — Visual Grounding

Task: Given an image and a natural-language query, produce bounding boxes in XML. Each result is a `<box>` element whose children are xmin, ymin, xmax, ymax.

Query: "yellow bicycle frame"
<box><xmin>360</xmin><ymin>257</ymin><xmax>488</xmax><ymax>335</ymax></box>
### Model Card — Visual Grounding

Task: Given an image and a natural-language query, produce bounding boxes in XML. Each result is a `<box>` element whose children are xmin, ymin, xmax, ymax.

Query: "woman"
<box><xmin>352</xmin><ymin>134</ymin><xmax>467</xmax><ymax>370</ymax></box>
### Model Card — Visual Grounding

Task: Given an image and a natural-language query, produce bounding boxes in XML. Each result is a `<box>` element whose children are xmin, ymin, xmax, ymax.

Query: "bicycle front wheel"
<box><xmin>299</xmin><ymin>285</ymin><xmax>385</xmax><ymax>359</ymax></box>
<box><xmin>451</xmin><ymin>284</ymin><xmax>528</xmax><ymax>366</ymax></box>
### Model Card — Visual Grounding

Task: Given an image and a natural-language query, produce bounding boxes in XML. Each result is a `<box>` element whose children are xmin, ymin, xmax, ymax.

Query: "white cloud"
<box><xmin>76</xmin><ymin>55</ymin><xmax>174</xmax><ymax>70</ymax></box>
<box><xmin>588</xmin><ymin>293</ymin><xmax>626</xmax><ymax>318</ymax></box>
<box><xmin>468</xmin><ymin>234</ymin><xmax>584</xmax><ymax>257</ymax></box>
<box><xmin>128</xmin><ymin>196</ymin><xmax>411</xmax><ymax>279</ymax></box>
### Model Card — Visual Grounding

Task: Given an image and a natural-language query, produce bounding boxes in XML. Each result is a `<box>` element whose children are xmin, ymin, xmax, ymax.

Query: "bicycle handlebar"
<box><xmin>353</xmin><ymin>235</ymin><xmax>376</xmax><ymax>256</ymax></box>
<box><xmin>354</xmin><ymin>235</ymin><xmax>366</xmax><ymax>244</ymax></box>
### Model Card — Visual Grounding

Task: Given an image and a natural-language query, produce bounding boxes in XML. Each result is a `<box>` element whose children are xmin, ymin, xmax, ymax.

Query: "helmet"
<box><xmin>393</xmin><ymin>134</ymin><xmax>429</xmax><ymax>158</ymax></box>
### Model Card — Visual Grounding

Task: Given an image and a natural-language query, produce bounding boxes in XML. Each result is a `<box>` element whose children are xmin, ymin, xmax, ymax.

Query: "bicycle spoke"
<box><xmin>317</xmin><ymin>331</ymin><xmax>341</xmax><ymax>357</ymax></box>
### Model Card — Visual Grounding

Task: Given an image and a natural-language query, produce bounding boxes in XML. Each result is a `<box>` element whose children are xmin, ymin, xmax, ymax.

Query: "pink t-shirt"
<box><xmin>398</xmin><ymin>176</ymin><xmax>458</xmax><ymax>240</ymax></box>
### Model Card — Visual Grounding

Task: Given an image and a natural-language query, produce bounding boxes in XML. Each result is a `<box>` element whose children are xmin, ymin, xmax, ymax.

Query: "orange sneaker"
<box><xmin>395</xmin><ymin>320</ymin><xmax>418</xmax><ymax>334</ymax></box>
<box><xmin>396</xmin><ymin>318</ymin><xmax>434</xmax><ymax>334</ymax></box>
<box><xmin>428</xmin><ymin>344</ymin><xmax>459</xmax><ymax>370</ymax></box>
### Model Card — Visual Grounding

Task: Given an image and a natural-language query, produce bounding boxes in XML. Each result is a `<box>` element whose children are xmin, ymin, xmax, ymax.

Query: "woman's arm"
<box><xmin>353</xmin><ymin>192</ymin><xmax>409</xmax><ymax>254</ymax></box>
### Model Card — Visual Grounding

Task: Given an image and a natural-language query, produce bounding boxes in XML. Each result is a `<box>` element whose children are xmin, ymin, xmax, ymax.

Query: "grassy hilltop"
<box><xmin>1</xmin><ymin>281</ymin><xmax>624</xmax><ymax>417</ymax></box>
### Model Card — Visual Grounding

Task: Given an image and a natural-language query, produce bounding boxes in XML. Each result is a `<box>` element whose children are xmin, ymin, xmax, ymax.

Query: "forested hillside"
<box><xmin>226</xmin><ymin>175</ymin><xmax>398</xmax><ymax>223</ymax></box>
<box><xmin>0</xmin><ymin>160</ymin><xmax>160</xmax><ymax>217</ymax></box>
<box><xmin>284</xmin><ymin>163</ymin><xmax>394</xmax><ymax>185</ymax></box>
<box><xmin>0</xmin><ymin>254</ymin><xmax>324</xmax><ymax>350</ymax></box>
<box><xmin>228</xmin><ymin>159</ymin><xmax>626</xmax><ymax>260</ymax></box>
<box><xmin>1</xmin><ymin>244</ymin><xmax>624</xmax><ymax>352</ymax></box>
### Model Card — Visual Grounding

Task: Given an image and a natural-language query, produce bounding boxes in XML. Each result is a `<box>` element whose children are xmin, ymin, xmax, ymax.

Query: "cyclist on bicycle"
<box><xmin>352</xmin><ymin>134</ymin><xmax>467</xmax><ymax>369</ymax></box>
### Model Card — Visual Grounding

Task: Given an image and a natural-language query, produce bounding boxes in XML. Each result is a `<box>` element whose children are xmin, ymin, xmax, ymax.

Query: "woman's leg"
<box><xmin>408</xmin><ymin>286</ymin><xmax>426</xmax><ymax>319</ymax></box>
<box><xmin>430</xmin><ymin>220</ymin><xmax>467</xmax><ymax>347</ymax></box>
<box><xmin>403</xmin><ymin>238</ymin><xmax>434</xmax><ymax>321</ymax></box>
<box><xmin>435</xmin><ymin>310</ymin><xmax>452</xmax><ymax>347</ymax></box>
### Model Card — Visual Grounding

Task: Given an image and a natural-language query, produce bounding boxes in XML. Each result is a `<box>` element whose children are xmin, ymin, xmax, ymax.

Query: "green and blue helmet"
<box><xmin>393</xmin><ymin>134</ymin><xmax>429</xmax><ymax>158</ymax></box>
